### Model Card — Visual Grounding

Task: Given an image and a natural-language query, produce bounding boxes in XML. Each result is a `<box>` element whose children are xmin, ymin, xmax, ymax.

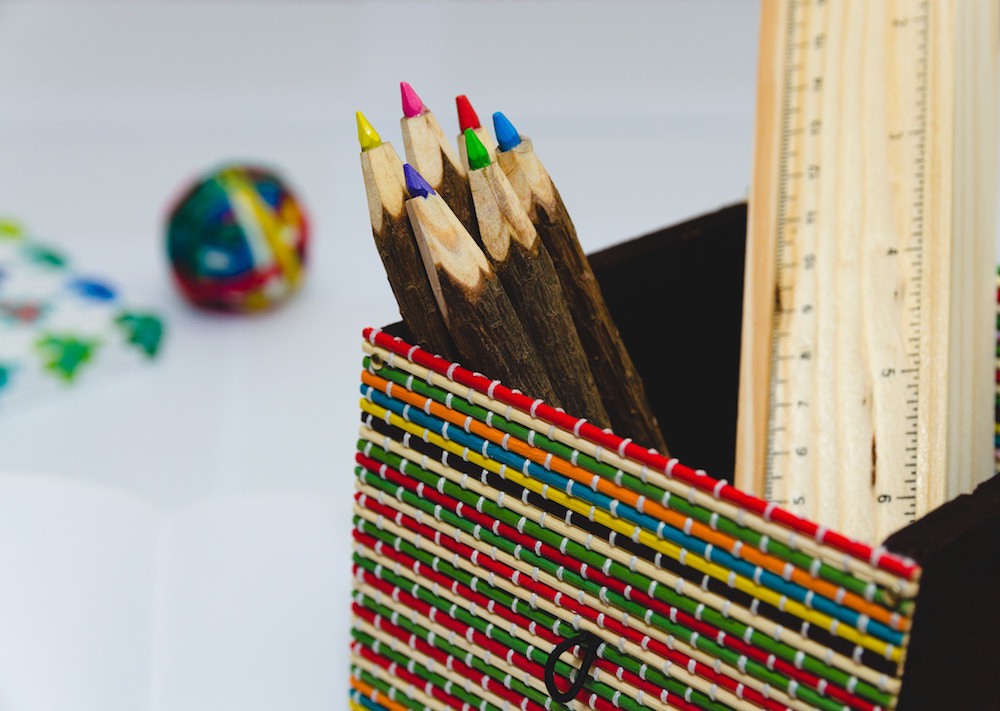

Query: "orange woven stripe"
<box><xmin>349</xmin><ymin>675</ymin><xmax>408</xmax><ymax>711</ymax></box>
<box><xmin>361</xmin><ymin>368</ymin><xmax>907</xmax><ymax>632</ymax></box>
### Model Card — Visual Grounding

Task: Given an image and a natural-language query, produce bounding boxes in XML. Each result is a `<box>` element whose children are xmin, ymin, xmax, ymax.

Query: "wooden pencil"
<box><xmin>402</xmin><ymin>163</ymin><xmax>559</xmax><ymax>405</ymax></box>
<box><xmin>463</xmin><ymin>129</ymin><xmax>610</xmax><ymax>427</ymax></box>
<box><xmin>399</xmin><ymin>81</ymin><xmax>481</xmax><ymax>245</ymax></box>
<box><xmin>492</xmin><ymin>111</ymin><xmax>670</xmax><ymax>454</ymax></box>
<box><xmin>356</xmin><ymin>111</ymin><xmax>457</xmax><ymax>360</ymax></box>
<box><xmin>455</xmin><ymin>94</ymin><xmax>498</xmax><ymax>170</ymax></box>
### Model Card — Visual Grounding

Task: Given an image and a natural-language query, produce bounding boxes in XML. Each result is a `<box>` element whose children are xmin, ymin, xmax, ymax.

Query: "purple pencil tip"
<box><xmin>403</xmin><ymin>164</ymin><xmax>435</xmax><ymax>198</ymax></box>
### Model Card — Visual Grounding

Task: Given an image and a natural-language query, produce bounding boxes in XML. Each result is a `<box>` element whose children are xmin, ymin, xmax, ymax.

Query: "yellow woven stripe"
<box><xmin>359</xmin><ymin>397</ymin><xmax>901</xmax><ymax>663</ymax></box>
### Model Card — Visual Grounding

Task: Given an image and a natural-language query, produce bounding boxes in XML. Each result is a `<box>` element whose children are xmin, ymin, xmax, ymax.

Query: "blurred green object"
<box><xmin>0</xmin><ymin>218</ymin><xmax>166</xmax><ymax>411</ymax></box>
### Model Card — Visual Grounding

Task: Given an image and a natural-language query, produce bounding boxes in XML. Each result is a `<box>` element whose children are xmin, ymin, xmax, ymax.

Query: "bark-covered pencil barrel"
<box><xmin>493</xmin><ymin>111</ymin><xmax>670</xmax><ymax>456</ymax></box>
<box><xmin>402</xmin><ymin>164</ymin><xmax>558</xmax><ymax>406</ymax></box>
<box><xmin>464</xmin><ymin>128</ymin><xmax>609</xmax><ymax>428</ymax></box>
<box><xmin>357</xmin><ymin>111</ymin><xmax>457</xmax><ymax>361</ymax></box>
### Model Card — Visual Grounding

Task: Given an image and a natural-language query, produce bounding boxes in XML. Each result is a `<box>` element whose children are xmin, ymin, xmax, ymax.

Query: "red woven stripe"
<box><xmin>354</xmin><ymin>601</ymin><xmax>549</xmax><ymax>710</ymax></box>
<box><xmin>356</xmin><ymin>489</ymin><xmax>787</xmax><ymax>711</ymax></box>
<box><xmin>352</xmin><ymin>640</ymin><xmax>474</xmax><ymax>709</ymax></box>
<box><xmin>354</xmin><ymin>601</ymin><xmax>567</xmax><ymax>711</ymax></box>
<box><xmin>356</xmin><ymin>454</ymin><xmax>876</xmax><ymax>711</ymax></box>
<box><xmin>353</xmin><ymin>533</ymin><xmax>716</xmax><ymax>711</ymax></box>
<box><xmin>354</xmin><ymin>579</ymin><xmax>700</xmax><ymax>711</ymax></box>
<box><xmin>363</xmin><ymin>327</ymin><xmax>919</xmax><ymax>581</ymax></box>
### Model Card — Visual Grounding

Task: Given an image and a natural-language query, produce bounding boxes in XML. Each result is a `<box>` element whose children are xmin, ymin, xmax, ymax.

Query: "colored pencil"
<box><xmin>398</xmin><ymin>81</ymin><xmax>481</xmax><ymax>245</ymax></box>
<box><xmin>455</xmin><ymin>94</ymin><xmax>498</xmax><ymax>170</ymax></box>
<box><xmin>402</xmin><ymin>163</ymin><xmax>558</xmax><ymax>405</ymax></box>
<box><xmin>356</xmin><ymin>111</ymin><xmax>456</xmax><ymax>360</ymax></box>
<box><xmin>493</xmin><ymin>110</ymin><xmax>670</xmax><ymax>455</ymax></box>
<box><xmin>463</xmin><ymin>128</ymin><xmax>609</xmax><ymax>427</ymax></box>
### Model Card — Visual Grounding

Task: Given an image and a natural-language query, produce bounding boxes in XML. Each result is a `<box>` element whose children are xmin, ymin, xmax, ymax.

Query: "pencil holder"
<box><xmin>349</xmin><ymin>203</ymin><xmax>999</xmax><ymax>711</ymax></box>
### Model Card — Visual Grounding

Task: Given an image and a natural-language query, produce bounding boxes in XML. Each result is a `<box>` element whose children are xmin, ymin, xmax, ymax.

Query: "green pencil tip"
<box><xmin>464</xmin><ymin>128</ymin><xmax>491</xmax><ymax>170</ymax></box>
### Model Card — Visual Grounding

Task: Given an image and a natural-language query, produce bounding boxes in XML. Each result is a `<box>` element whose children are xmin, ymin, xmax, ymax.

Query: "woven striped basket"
<box><xmin>350</xmin><ymin>321</ymin><xmax>921</xmax><ymax>711</ymax></box>
<box><xmin>348</xmin><ymin>204</ymin><xmax>1000</xmax><ymax>710</ymax></box>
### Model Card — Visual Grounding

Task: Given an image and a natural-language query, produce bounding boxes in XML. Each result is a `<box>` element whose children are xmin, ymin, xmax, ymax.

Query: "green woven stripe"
<box><xmin>356</xmin><ymin>482</ymin><xmax>716</xmax><ymax>709</ymax></box>
<box><xmin>357</xmin><ymin>442</ymin><xmax>893</xmax><ymax>708</ymax></box>
<box><xmin>356</xmin><ymin>518</ymin><xmax>738</xmax><ymax>711</ymax></box>
<box><xmin>355</xmin><ymin>594</ymin><xmax>590</xmax><ymax>711</ymax></box>
<box><xmin>357</xmin><ymin>466</ymin><xmax>848</xmax><ymax>711</ymax></box>
<box><xmin>361</xmin><ymin>411</ymin><xmax>906</xmax><ymax>679</ymax></box>
<box><xmin>358</xmin><ymin>426</ymin><xmax>900</xmax><ymax>696</ymax></box>
<box><xmin>353</xmin><ymin>630</ymin><xmax>514</xmax><ymax>711</ymax></box>
<box><xmin>359</xmin><ymin>393</ymin><xmax>905</xmax><ymax>661</ymax></box>
<box><xmin>365</xmin><ymin>357</ymin><xmax>901</xmax><ymax>612</ymax></box>
<box><xmin>354</xmin><ymin>555</ymin><xmax>729</xmax><ymax>711</ymax></box>
<box><xmin>354</xmin><ymin>631</ymin><xmax>488</xmax><ymax>708</ymax></box>
<box><xmin>368</xmin><ymin>355</ymin><xmax>902</xmax><ymax>610</ymax></box>
<box><xmin>354</xmin><ymin>593</ymin><xmax>576</xmax><ymax>710</ymax></box>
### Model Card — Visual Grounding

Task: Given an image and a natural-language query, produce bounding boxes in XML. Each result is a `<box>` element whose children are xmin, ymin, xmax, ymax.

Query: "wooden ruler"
<box><xmin>735</xmin><ymin>0</ymin><xmax>998</xmax><ymax>544</ymax></box>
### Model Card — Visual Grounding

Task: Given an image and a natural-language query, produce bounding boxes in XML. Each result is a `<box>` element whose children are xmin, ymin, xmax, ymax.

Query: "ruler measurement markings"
<box><xmin>737</xmin><ymin>0</ymin><xmax>998</xmax><ymax>574</ymax></box>
<box><xmin>893</xmin><ymin>0</ymin><xmax>929</xmax><ymax>526</ymax></box>
<box><xmin>767</xmin><ymin>0</ymin><xmax>824</xmax><ymax>513</ymax></box>
<box><xmin>764</xmin><ymin>0</ymin><xmax>802</xmax><ymax>500</ymax></box>
<box><xmin>761</xmin><ymin>0</ymin><xmax>930</xmax><ymax>540</ymax></box>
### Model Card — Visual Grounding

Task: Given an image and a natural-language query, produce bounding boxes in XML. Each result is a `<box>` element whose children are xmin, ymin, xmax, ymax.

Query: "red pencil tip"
<box><xmin>400</xmin><ymin>82</ymin><xmax>427</xmax><ymax>118</ymax></box>
<box><xmin>455</xmin><ymin>94</ymin><xmax>481</xmax><ymax>132</ymax></box>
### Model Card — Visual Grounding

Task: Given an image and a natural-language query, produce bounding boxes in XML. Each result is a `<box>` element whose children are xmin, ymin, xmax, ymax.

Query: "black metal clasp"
<box><xmin>543</xmin><ymin>631</ymin><xmax>599</xmax><ymax>703</ymax></box>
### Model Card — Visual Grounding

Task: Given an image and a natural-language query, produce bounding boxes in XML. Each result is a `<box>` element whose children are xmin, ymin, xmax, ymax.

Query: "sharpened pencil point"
<box><xmin>356</xmin><ymin>111</ymin><xmax>382</xmax><ymax>152</ymax></box>
<box><xmin>492</xmin><ymin>111</ymin><xmax>522</xmax><ymax>152</ymax></box>
<box><xmin>456</xmin><ymin>95</ymin><xmax>481</xmax><ymax>132</ymax></box>
<box><xmin>464</xmin><ymin>128</ymin><xmax>491</xmax><ymax>170</ymax></box>
<box><xmin>403</xmin><ymin>164</ymin><xmax>435</xmax><ymax>198</ymax></box>
<box><xmin>400</xmin><ymin>82</ymin><xmax>427</xmax><ymax>118</ymax></box>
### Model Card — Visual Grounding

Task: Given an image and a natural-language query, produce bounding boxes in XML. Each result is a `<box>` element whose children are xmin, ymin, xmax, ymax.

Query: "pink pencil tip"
<box><xmin>400</xmin><ymin>81</ymin><xmax>427</xmax><ymax>118</ymax></box>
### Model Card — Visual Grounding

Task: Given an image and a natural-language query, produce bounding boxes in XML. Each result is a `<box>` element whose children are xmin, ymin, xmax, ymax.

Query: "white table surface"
<box><xmin>0</xmin><ymin>1</ymin><xmax>907</xmax><ymax>709</ymax></box>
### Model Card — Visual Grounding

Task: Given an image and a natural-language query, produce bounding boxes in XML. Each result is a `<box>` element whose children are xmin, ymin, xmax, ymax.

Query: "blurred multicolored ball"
<box><xmin>166</xmin><ymin>164</ymin><xmax>308</xmax><ymax>312</ymax></box>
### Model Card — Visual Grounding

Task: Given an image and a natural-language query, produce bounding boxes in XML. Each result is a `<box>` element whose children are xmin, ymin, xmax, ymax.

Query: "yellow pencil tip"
<box><xmin>356</xmin><ymin>111</ymin><xmax>382</xmax><ymax>151</ymax></box>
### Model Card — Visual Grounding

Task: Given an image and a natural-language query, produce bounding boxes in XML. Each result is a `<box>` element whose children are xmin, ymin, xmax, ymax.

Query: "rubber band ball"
<box><xmin>165</xmin><ymin>164</ymin><xmax>308</xmax><ymax>312</ymax></box>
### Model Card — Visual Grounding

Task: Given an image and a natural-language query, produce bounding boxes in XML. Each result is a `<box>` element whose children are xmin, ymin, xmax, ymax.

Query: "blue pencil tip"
<box><xmin>403</xmin><ymin>164</ymin><xmax>435</xmax><ymax>198</ymax></box>
<box><xmin>492</xmin><ymin>111</ymin><xmax>522</xmax><ymax>152</ymax></box>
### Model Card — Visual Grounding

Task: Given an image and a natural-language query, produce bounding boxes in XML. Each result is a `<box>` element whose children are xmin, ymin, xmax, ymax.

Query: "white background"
<box><xmin>0</xmin><ymin>0</ymin><xmax>759</xmax><ymax>502</ymax></box>
<box><xmin>0</xmin><ymin>2</ymin><xmax>980</xmax><ymax>710</ymax></box>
